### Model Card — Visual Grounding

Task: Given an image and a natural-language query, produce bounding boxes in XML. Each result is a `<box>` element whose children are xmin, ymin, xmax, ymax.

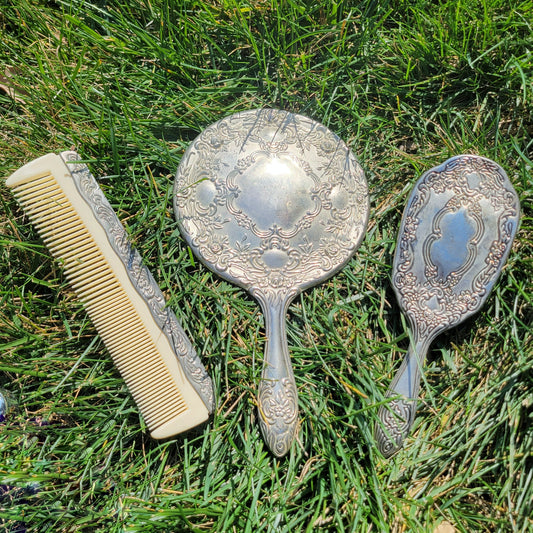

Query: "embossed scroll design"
<box><xmin>174</xmin><ymin>109</ymin><xmax>368</xmax><ymax>295</ymax></box>
<box><xmin>376</xmin><ymin>155</ymin><xmax>519</xmax><ymax>458</ymax></box>
<box><xmin>375</xmin><ymin>339</ymin><xmax>428</xmax><ymax>458</ymax></box>
<box><xmin>422</xmin><ymin>197</ymin><xmax>484</xmax><ymax>288</ymax></box>
<box><xmin>61</xmin><ymin>151</ymin><xmax>215</xmax><ymax>411</ymax></box>
<box><xmin>377</xmin><ymin>397</ymin><xmax>414</xmax><ymax>457</ymax></box>
<box><xmin>175</xmin><ymin>109</ymin><xmax>369</xmax><ymax>456</ymax></box>
<box><xmin>394</xmin><ymin>156</ymin><xmax>518</xmax><ymax>340</ymax></box>
<box><xmin>258</xmin><ymin>375</ymin><xmax>298</xmax><ymax>455</ymax></box>
<box><xmin>254</xmin><ymin>287</ymin><xmax>299</xmax><ymax>457</ymax></box>
<box><xmin>225</xmin><ymin>153</ymin><xmax>322</xmax><ymax>241</ymax></box>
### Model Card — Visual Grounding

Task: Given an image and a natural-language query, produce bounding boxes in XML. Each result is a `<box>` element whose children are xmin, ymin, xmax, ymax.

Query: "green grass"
<box><xmin>0</xmin><ymin>0</ymin><xmax>532</xmax><ymax>531</ymax></box>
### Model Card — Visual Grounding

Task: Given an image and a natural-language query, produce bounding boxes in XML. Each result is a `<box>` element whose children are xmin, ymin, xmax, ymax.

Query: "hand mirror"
<box><xmin>174</xmin><ymin>108</ymin><xmax>369</xmax><ymax>456</ymax></box>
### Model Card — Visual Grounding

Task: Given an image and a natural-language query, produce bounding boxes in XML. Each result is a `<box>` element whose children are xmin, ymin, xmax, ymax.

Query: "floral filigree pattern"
<box><xmin>174</xmin><ymin>109</ymin><xmax>368</xmax><ymax>295</ymax></box>
<box><xmin>258</xmin><ymin>377</ymin><xmax>299</xmax><ymax>457</ymax></box>
<box><xmin>393</xmin><ymin>155</ymin><xmax>519</xmax><ymax>341</ymax></box>
<box><xmin>377</xmin><ymin>155</ymin><xmax>519</xmax><ymax>458</ymax></box>
<box><xmin>375</xmin><ymin>397</ymin><xmax>415</xmax><ymax>458</ymax></box>
<box><xmin>174</xmin><ymin>109</ymin><xmax>369</xmax><ymax>456</ymax></box>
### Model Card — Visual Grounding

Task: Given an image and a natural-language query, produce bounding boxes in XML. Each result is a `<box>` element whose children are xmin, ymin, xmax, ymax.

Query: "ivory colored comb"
<box><xmin>6</xmin><ymin>151</ymin><xmax>214</xmax><ymax>438</ymax></box>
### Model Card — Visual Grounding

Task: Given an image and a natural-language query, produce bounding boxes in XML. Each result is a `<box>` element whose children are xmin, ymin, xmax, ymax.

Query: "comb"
<box><xmin>6</xmin><ymin>151</ymin><xmax>214</xmax><ymax>438</ymax></box>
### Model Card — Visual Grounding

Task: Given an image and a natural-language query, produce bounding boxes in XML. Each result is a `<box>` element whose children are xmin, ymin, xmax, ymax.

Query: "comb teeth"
<box><xmin>7</xmin><ymin>154</ymin><xmax>212</xmax><ymax>438</ymax></box>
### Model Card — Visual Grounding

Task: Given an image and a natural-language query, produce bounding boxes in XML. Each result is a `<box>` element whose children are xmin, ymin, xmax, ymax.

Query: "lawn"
<box><xmin>0</xmin><ymin>0</ymin><xmax>532</xmax><ymax>531</ymax></box>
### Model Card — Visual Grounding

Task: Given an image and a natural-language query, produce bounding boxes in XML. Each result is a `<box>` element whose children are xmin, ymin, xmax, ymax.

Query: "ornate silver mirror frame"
<box><xmin>174</xmin><ymin>108</ymin><xmax>369</xmax><ymax>456</ymax></box>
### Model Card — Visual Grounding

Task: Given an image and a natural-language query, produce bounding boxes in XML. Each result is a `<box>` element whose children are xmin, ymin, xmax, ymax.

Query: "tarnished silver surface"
<box><xmin>60</xmin><ymin>152</ymin><xmax>215</xmax><ymax>412</ymax></box>
<box><xmin>174</xmin><ymin>108</ymin><xmax>369</xmax><ymax>457</ymax></box>
<box><xmin>376</xmin><ymin>155</ymin><xmax>520</xmax><ymax>458</ymax></box>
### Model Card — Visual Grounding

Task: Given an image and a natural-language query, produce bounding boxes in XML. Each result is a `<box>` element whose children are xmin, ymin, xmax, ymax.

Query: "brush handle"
<box><xmin>375</xmin><ymin>338</ymin><xmax>429</xmax><ymax>457</ymax></box>
<box><xmin>255</xmin><ymin>290</ymin><xmax>298</xmax><ymax>458</ymax></box>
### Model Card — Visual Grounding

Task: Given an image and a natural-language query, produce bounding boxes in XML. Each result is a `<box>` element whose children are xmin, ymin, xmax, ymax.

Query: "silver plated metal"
<box><xmin>376</xmin><ymin>155</ymin><xmax>520</xmax><ymax>458</ymax></box>
<box><xmin>174</xmin><ymin>108</ymin><xmax>369</xmax><ymax>456</ymax></box>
